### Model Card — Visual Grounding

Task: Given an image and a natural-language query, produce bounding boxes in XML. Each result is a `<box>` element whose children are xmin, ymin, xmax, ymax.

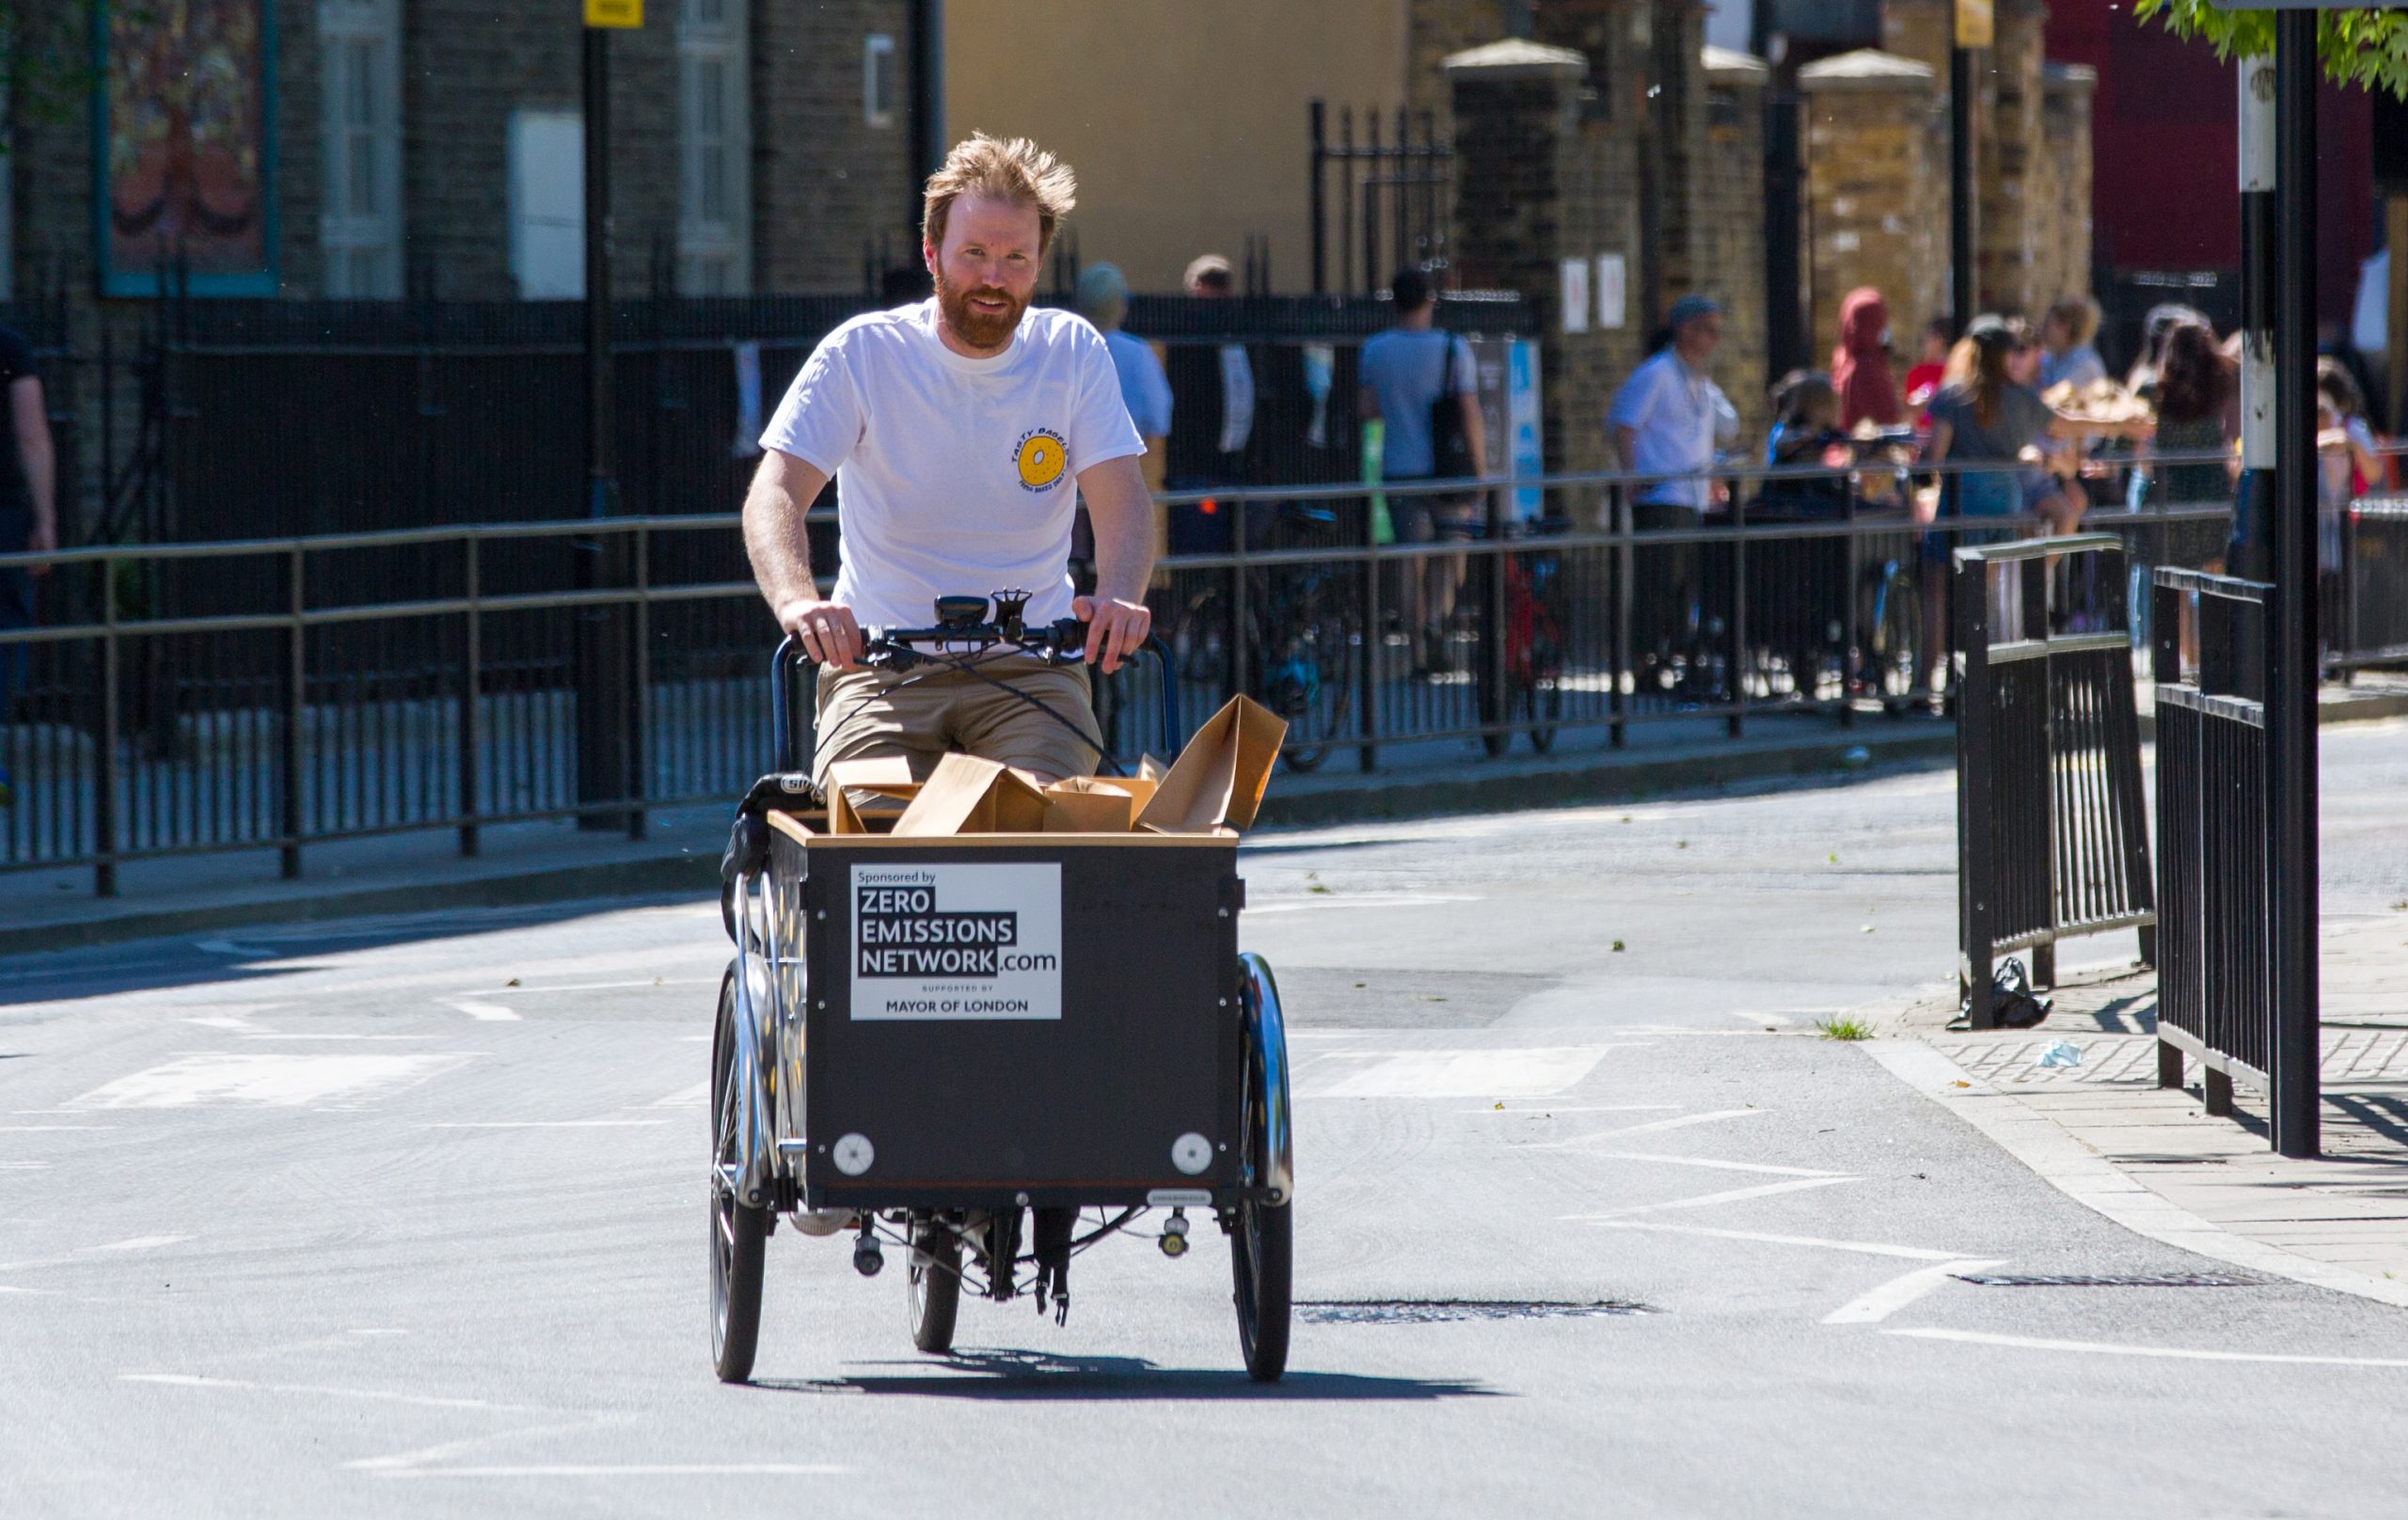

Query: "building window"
<box><xmin>508</xmin><ymin>111</ymin><xmax>584</xmax><ymax>299</ymax></box>
<box><xmin>863</xmin><ymin>33</ymin><xmax>896</xmax><ymax>129</ymax></box>
<box><xmin>678</xmin><ymin>0</ymin><xmax>752</xmax><ymax>294</ymax></box>
<box><xmin>318</xmin><ymin>0</ymin><xmax>404</xmax><ymax>297</ymax></box>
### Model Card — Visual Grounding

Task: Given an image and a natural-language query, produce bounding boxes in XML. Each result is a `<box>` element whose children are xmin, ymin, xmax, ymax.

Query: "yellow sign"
<box><xmin>1955</xmin><ymin>0</ymin><xmax>1993</xmax><ymax>49</ymax></box>
<box><xmin>585</xmin><ymin>0</ymin><xmax>642</xmax><ymax>27</ymax></box>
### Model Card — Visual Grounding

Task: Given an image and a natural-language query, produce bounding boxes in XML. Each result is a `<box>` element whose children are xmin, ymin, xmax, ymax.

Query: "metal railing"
<box><xmin>2149</xmin><ymin>566</ymin><xmax>2277</xmax><ymax>1125</ymax></box>
<box><xmin>2331</xmin><ymin>497</ymin><xmax>2408</xmax><ymax>675</ymax></box>
<box><xmin>1952</xmin><ymin>537</ymin><xmax>2158</xmax><ymax>1028</ymax></box>
<box><xmin>0</xmin><ymin>458</ymin><xmax>2246</xmax><ymax>895</ymax></box>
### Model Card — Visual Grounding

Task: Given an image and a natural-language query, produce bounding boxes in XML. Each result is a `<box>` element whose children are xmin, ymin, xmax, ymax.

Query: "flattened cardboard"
<box><xmin>891</xmin><ymin>752</ymin><xmax>1052</xmax><ymax>836</ymax></box>
<box><xmin>1133</xmin><ymin>695</ymin><xmax>1288</xmax><ymax>833</ymax></box>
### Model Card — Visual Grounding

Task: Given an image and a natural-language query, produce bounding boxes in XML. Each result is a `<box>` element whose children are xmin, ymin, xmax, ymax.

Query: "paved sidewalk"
<box><xmin>1866</xmin><ymin>912</ymin><xmax>2408</xmax><ymax>1306</ymax></box>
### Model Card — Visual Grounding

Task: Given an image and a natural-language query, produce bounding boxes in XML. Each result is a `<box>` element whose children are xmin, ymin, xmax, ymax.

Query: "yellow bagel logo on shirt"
<box><xmin>1013</xmin><ymin>428</ymin><xmax>1068</xmax><ymax>492</ymax></box>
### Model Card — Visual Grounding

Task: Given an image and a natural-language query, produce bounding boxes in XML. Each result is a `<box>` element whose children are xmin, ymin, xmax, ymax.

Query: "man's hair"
<box><xmin>1184</xmin><ymin>253</ymin><xmax>1234</xmax><ymax>293</ymax></box>
<box><xmin>923</xmin><ymin>133</ymin><xmax>1077</xmax><ymax>254</ymax></box>
<box><xmin>1388</xmin><ymin>266</ymin><xmax>1433</xmax><ymax>313</ymax></box>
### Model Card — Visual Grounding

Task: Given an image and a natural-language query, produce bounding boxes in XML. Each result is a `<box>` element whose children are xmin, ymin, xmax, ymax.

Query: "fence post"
<box><xmin>459</xmin><ymin>534</ymin><xmax>481</xmax><ymax>859</ymax></box>
<box><xmin>1230</xmin><ymin>497</ymin><xmax>1251</xmax><ymax>707</ymax></box>
<box><xmin>1609</xmin><ymin>483</ymin><xmax>1629</xmax><ymax>750</ymax></box>
<box><xmin>2023</xmin><ymin>558</ymin><xmax>2055</xmax><ymax>989</ymax></box>
<box><xmin>1357</xmin><ymin>495</ymin><xmax>1378</xmax><ymax>771</ymax></box>
<box><xmin>629</xmin><ymin>522</ymin><xmax>649</xmax><ymax>842</ymax></box>
<box><xmin>95</xmin><ymin>555</ymin><xmax>119</xmax><ymax>898</ymax></box>
<box><xmin>2150</xmin><ymin>572</ymin><xmax>2183</xmax><ymax>1089</ymax></box>
<box><xmin>1955</xmin><ymin>550</ymin><xmax>1995</xmax><ymax>1028</ymax></box>
<box><xmin>1483</xmin><ymin>485</ymin><xmax>1508</xmax><ymax>752</ymax></box>
<box><xmin>1727</xmin><ymin>485</ymin><xmax>1747</xmax><ymax>739</ymax></box>
<box><xmin>1308</xmin><ymin>100</ymin><xmax>1327</xmax><ymax>296</ymax></box>
<box><xmin>1839</xmin><ymin>469</ymin><xmax>1860</xmax><ymax>725</ymax></box>
<box><xmin>281</xmin><ymin>546</ymin><xmax>305</xmax><ymax>879</ymax></box>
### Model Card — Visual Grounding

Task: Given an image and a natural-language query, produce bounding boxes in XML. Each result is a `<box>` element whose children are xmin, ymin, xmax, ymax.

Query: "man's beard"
<box><xmin>934</xmin><ymin>268</ymin><xmax>1027</xmax><ymax>352</ymax></box>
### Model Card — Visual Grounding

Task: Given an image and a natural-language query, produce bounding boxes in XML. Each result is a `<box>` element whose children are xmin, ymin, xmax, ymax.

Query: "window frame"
<box><xmin>677</xmin><ymin>0</ymin><xmax>753</xmax><ymax>295</ymax></box>
<box><xmin>317</xmin><ymin>0</ymin><xmax>404</xmax><ymax>297</ymax></box>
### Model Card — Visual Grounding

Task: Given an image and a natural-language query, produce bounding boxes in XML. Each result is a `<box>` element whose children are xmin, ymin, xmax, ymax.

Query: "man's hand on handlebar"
<box><xmin>778</xmin><ymin>597</ymin><xmax>863</xmax><ymax>670</ymax></box>
<box><xmin>1073</xmin><ymin>595</ymin><xmax>1151</xmax><ymax>674</ymax></box>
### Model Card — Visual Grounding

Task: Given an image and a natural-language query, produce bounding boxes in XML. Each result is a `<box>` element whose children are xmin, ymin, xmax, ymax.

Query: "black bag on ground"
<box><xmin>1962</xmin><ymin>956</ymin><xmax>2052</xmax><ymax>1029</ymax></box>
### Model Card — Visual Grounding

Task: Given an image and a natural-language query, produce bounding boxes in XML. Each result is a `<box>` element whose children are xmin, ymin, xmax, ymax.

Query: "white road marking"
<box><xmin>376</xmin><ymin>1465</ymin><xmax>846</xmax><ymax>1480</ymax></box>
<box><xmin>1579</xmin><ymin>1222</ymin><xmax>1976</xmax><ymax>1262</ymax></box>
<box><xmin>92</xmin><ymin>1236</ymin><xmax>190</xmax><ymax>1252</ymax></box>
<box><xmin>193</xmin><ymin>939</ymin><xmax>276</xmax><ymax>958</ymax></box>
<box><xmin>1244</xmin><ymin>893</ymin><xmax>1481</xmax><ymax>915</ymax></box>
<box><xmin>1457</xmin><ymin>1104</ymin><xmax>1679</xmax><ymax>1116</ymax></box>
<box><xmin>441</xmin><ymin>999</ymin><xmax>520</xmax><ymax>1022</ymax></box>
<box><xmin>1532</xmin><ymin>1108</ymin><xmax>1766</xmax><ymax>1147</ymax></box>
<box><xmin>1301</xmin><ymin>1046</ymin><xmax>1611</xmax><ymax>1099</ymax></box>
<box><xmin>420</xmin><ymin>1120</ymin><xmax>668</xmax><ymax>1130</ymax></box>
<box><xmin>68</xmin><ymin>1053</ymin><xmax>475</xmax><ymax>1109</ymax></box>
<box><xmin>1583</xmin><ymin>1151</ymin><xmax>1846</xmax><ymax>1178</ymax></box>
<box><xmin>0</xmin><ymin>1126</ymin><xmax>116</xmax><ymax>1132</ymax></box>
<box><xmin>462</xmin><ymin>977</ymin><xmax>718</xmax><ymax>995</ymax></box>
<box><xmin>1823</xmin><ymin>1259</ymin><xmax>2008</xmax><ymax>1325</ymax></box>
<box><xmin>120</xmin><ymin>1372</ymin><xmax>562</xmax><ymax>1412</ymax></box>
<box><xmin>1568</xmin><ymin>1175</ymin><xmax>1857</xmax><ymax>1220</ymax></box>
<box><xmin>348</xmin><ymin>1419</ymin><xmax>621</xmax><ymax>1473</ymax></box>
<box><xmin>1885</xmin><ymin>1327</ymin><xmax>2408</xmax><ymax>1369</ymax></box>
<box><xmin>188</xmin><ymin>1014</ymin><xmax>270</xmax><ymax>1033</ymax></box>
<box><xmin>0</xmin><ymin>1161</ymin><xmax>52</xmax><ymax>1169</ymax></box>
<box><xmin>649</xmin><ymin>1082</ymin><xmax>709</xmax><ymax>1108</ymax></box>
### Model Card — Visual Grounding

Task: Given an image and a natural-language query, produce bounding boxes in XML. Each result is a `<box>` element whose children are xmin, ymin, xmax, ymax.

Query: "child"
<box><xmin>1903</xmin><ymin>318</ymin><xmax>1952</xmax><ymax>417</ymax></box>
<box><xmin>1762</xmin><ymin>371</ymin><xmax>1851</xmax><ymax>515</ymax></box>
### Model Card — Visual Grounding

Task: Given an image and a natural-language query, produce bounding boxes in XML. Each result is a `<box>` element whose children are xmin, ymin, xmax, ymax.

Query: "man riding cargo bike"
<box><xmin>714</xmin><ymin>134</ymin><xmax>1295</xmax><ymax>1384</ymax></box>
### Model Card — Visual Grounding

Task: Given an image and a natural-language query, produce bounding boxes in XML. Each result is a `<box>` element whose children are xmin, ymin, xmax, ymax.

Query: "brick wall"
<box><xmin>2036</xmin><ymin>63</ymin><xmax>2096</xmax><ymax>323</ymax></box>
<box><xmin>757</xmin><ymin>0</ymin><xmax>918</xmax><ymax>293</ymax></box>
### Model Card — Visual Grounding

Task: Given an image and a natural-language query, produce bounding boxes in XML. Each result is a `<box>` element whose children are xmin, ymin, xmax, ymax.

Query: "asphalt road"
<box><xmin>5</xmin><ymin>720</ymin><xmax>2406</xmax><ymax>1518</ymax></box>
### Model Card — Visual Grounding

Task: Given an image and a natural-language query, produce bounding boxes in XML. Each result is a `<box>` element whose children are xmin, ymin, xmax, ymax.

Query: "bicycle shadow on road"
<box><xmin>754</xmin><ymin>1347</ymin><xmax>1498</xmax><ymax>1402</ymax></box>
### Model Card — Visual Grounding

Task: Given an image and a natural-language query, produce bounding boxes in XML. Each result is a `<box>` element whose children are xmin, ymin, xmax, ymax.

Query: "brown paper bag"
<box><xmin>1134</xmin><ymin>694</ymin><xmax>1287</xmax><ymax>833</ymax></box>
<box><xmin>892</xmin><ymin>753</ymin><xmax>1052</xmax><ymax>835</ymax></box>
<box><xmin>1040</xmin><ymin>776</ymin><xmax>1155</xmax><ymax>833</ymax></box>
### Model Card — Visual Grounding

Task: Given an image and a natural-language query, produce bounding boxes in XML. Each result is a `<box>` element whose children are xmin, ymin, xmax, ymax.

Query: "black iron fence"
<box><xmin>1952</xmin><ymin>536</ymin><xmax>2157</xmax><ymax>1029</ymax></box>
<box><xmin>1308</xmin><ymin>101</ymin><xmax>1453</xmax><ymax>295</ymax></box>
<box><xmin>2330</xmin><ymin>497</ymin><xmax>2408</xmax><ymax>676</ymax></box>
<box><xmin>2150</xmin><ymin>566</ymin><xmax>2276</xmax><ymax>1123</ymax></box>
<box><xmin>2</xmin><ymin>457</ymin><xmax>2248</xmax><ymax>895</ymax></box>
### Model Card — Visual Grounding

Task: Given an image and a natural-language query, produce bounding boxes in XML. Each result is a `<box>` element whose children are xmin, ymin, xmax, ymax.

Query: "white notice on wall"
<box><xmin>1560</xmin><ymin>259</ymin><xmax>1591</xmax><ymax>334</ymax></box>
<box><xmin>850</xmin><ymin>863</ymin><xmax>1063</xmax><ymax>1021</ymax></box>
<box><xmin>1596</xmin><ymin>254</ymin><xmax>1627</xmax><ymax>331</ymax></box>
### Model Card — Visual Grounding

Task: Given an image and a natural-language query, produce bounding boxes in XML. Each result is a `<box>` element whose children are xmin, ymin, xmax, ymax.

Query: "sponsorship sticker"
<box><xmin>849</xmin><ymin>863</ymin><xmax>1063</xmax><ymax>1021</ymax></box>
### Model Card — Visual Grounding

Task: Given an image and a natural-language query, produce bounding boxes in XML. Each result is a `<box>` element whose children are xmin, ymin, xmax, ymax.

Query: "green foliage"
<box><xmin>3</xmin><ymin>0</ymin><xmax>111</xmax><ymax>142</ymax></box>
<box><xmin>2136</xmin><ymin>1</ymin><xmax>2408</xmax><ymax>99</ymax></box>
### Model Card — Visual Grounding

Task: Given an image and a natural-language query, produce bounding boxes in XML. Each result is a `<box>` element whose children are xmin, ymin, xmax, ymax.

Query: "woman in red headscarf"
<box><xmin>1830</xmin><ymin>287</ymin><xmax>1904</xmax><ymax>430</ymax></box>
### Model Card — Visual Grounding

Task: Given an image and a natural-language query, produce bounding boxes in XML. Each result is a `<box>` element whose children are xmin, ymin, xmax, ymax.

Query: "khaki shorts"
<box><xmin>811</xmin><ymin>657</ymin><xmax>1102</xmax><ymax>787</ymax></box>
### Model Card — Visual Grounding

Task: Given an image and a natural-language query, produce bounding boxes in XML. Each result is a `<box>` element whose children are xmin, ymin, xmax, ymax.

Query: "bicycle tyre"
<box><xmin>710</xmin><ymin>967</ymin><xmax>768</xmax><ymax>1384</ymax></box>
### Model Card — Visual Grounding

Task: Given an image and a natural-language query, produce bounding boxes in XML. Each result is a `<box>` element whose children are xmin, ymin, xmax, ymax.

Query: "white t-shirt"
<box><xmin>759</xmin><ymin>299</ymin><xmax>1146</xmax><ymax>630</ymax></box>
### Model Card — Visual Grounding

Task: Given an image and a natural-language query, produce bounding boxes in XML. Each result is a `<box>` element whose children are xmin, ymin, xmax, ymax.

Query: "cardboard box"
<box><xmin>826</xmin><ymin>756</ymin><xmax>922</xmax><ymax>835</ymax></box>
<box><xmin>1135</xmin><ymin>695</ymin><xmax>1288</xmax><ymax>833</ymax></box>
<box><xmin>891</xmin><ymin>753</ymin><xmax>1053</xmax><ymax>836</ymax></box>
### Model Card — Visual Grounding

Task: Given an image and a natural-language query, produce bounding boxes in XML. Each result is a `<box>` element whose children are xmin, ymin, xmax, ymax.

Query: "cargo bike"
<box><xmin>710</xmin><ymin>592</ymin><xmax>1295</xmax><ymax>1384</ymax></box>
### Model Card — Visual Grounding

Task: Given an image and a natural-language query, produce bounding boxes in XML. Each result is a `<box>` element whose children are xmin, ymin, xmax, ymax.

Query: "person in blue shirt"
<box><xmin>1359</xmin><ymin>265</ymin><xmax>1486</xmax><ymax>670</ymax></box>
<box><xmin>1075</xmin><ymin>263</ymin><xmax>1171</xmax><ymax>482</ymax></box>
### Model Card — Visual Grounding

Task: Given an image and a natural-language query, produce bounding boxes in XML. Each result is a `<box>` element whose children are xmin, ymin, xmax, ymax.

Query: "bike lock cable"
<box><xmin>930</xmin><ymin>646</ymin><xmax>1129</xmax><ymax>779</ymax></box>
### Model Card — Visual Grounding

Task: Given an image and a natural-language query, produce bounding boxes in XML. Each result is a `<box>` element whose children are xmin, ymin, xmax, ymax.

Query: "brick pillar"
<box><xmin>1701</xmin><ymin>47</ymin><xmax>1770</xmax><ymax>443</ymax></box>
<box><xmin>2039</xmin><ymin>63</ymin><xmax>2098</xmax><ymax>310</ymax></box>
<box><xmin>1978</xmin><ymin>0</ymin><xmax>2048</xmax><ymax>318</ymax></box>
<box><xmin>1447</xmin><ymin>39</ymin><xmax>1637</xmax><ymax>478</ymax></box>
<box><xmin>1797</xmin><ymin>51</ymin><xmax>1943</xmax><ymax>388</ymax></box>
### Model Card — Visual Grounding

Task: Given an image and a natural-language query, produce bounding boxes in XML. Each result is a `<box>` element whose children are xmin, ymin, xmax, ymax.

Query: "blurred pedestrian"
<box><xmin>1164</xmin><ymin>253</ymin><xmax>1256</xmax><ymax>552</ymax></box>
<box><xmin>1903</xmin><ymin>317</ymin><xmax>1953</xmax><ymax>417</ymax></box>
<box><xmin>2006</xmin><ymin>318</ymin><xmax>2085</xmax><ymax>537</ymax></box>
<box><xmin>1359</xmin><ymin>264</ymin><xmax>1485</xmax><ymax>670</ymax></box>
<box><xmin>2317</xmin><ymin>356</ymin><xmax>2391</xmax><ymax>494</ymax></box>
<box><xmin>2037</xmin><ymin>296</ymin><xmax>2107</xmax><ymax>391</ymax></box>
<box><xmin>1608</xmin><ymin>294</ymin><xmax>1736</xmax><ymax>674</ymax></box>
<box><xmin>2126</xmin><ymin>302</ymin><xmax>2210</xmax><ymax>399</ymax></box>
<box><xmin>0</xmin><ymin>321</ymin><xmax>55</xmax><ymax>809</ymax></box>
<box><xmin>1762</xmin><ymin>371</ymin><xmax>1849</xmax><ymax>515</ymax></box>
<box><xmin>1076</xmin><ymin>263</ymin><xmax>1170</xmax><ymax>482</ymax></box>
<box><xmin>1830</xmin><ymin>287</ymin><xmax>1902</xmax><ymax>430</ymax></box>
<box><xmin>1919</xmin><ymin>315</ymin><xmax>2145</xmax><ymax>689</ymax></box>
